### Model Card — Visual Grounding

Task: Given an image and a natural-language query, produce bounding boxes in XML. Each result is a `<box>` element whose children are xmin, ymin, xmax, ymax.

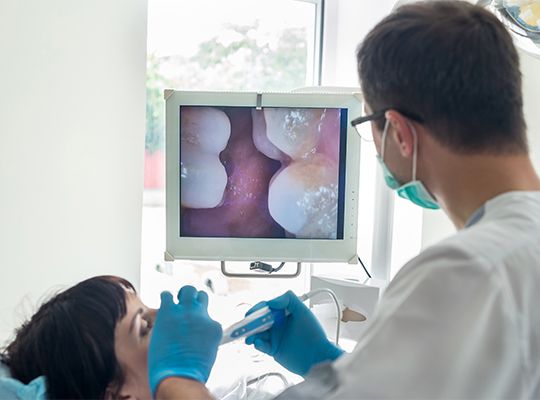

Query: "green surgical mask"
<box><xmin>377</xmin><ymin>120</ymin><xmax>440</xmax><ymax>210</ymax></box>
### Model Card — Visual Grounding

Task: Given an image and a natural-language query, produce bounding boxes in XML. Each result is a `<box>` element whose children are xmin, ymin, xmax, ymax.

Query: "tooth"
<box><xmin>316</xmin><ymin>108</ymin><xmax>341</xmax><ymax>162</ymax></box>
<box><xmin>264</xmin><ymin>108</ymin><xmax>324</xmax><ymax>159</ymax></box>
<box><xmin>268</xmin><ymin>154</ymin><xmax>339</xmax><ymax>238</ymax></box>
<box><xmin>181</xmin><ymin>107</ymin><xmax>231</xmax><ymax>152</ymax></box>
<box><xmin>181</xmin><ymin>149</ymin><xmax>229</xmax><ymax>208</ymax></box>
<box><xmin>251</xmin><ymin>109</ymin><xmax>288</xmax><ymax>161</ymax></box>
<box><xmin>180</xmin><ymin>107</ymin><xmax>230</xmax><ymax>208</ymax></box>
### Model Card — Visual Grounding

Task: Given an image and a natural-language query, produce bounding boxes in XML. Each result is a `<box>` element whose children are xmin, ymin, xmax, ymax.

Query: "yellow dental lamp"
<box><xmin>485</xmin><ymin>0</ymin><xmax>540</xmax><ymax>59</ymax></box>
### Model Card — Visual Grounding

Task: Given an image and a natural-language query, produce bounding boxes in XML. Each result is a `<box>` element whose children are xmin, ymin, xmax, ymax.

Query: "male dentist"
<box><xmin>148</xmin><ymin>1</ymin><xmax>540</xmax><ymax>399</ymax></box>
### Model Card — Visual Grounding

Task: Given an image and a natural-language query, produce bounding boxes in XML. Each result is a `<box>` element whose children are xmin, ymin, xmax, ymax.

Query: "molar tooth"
<box><xmin>264</xmin><ymin>108</ymin><xmax>324</xmax><ymax>159</ymax></box>
<box><xmin>268</xmin><ymin>154</ymin><xmax>339</xmax><ymax>239</ymax></box>
<box><xmin>180</xmin><ymin>107</ymin><xmax>231</xmax><ymax>208</ymax></box>
<box><xmin>251</xmin><ymin>109</ymin><xmax>288</xmax><ymax>161</ymax></box>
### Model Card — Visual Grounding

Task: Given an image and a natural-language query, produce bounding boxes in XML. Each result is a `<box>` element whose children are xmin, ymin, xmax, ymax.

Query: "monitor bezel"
<box><xmin>165</xmin><ymin>90</ymin><xmax>362</xmax><ymax>263</ymax></box>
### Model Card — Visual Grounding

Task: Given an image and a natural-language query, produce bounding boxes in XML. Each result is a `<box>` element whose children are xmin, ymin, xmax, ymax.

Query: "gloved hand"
<box><xmin>148</xmin><ymin>286</ymin><xmax>222</xmax><ymax>396</ymax></box>
<box><xmin>245</xmin><ymin>290</ymin><xmax>344</xmax><ymax>377</ymax></box>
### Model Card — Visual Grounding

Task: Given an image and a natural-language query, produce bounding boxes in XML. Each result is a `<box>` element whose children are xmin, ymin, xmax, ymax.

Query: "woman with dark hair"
<box><xmin>0</xmin><ymin>275</ymin><xmax>156</xmax><ymax>399</ymax></box>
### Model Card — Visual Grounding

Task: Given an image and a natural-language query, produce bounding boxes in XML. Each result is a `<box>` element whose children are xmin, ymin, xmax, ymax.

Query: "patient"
<box><xmin>0</xmin><ymin>275</ymin><xmax>156</xmax><ymax>399</ymax></box>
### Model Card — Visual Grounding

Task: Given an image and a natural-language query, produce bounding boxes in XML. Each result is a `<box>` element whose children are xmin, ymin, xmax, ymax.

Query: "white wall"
<box><xmin>522</xmin><ymin>53</ymin><xmax>540</xmax><ymax>171</ymax></box>
<box><xmin>0</xmin><ymin>1</ymin><xmax>147</xmax><ymax>344</ymax></box>
<box><xmin>421</xmin><ymin>50</ymin><xmax>540</xmax><ymax>249</ymax></box>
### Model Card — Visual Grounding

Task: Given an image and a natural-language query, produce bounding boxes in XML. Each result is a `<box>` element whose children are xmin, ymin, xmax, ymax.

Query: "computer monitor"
<box><xmin>165</xmin><ymin>90</ymin><xmax>361</xmax><ymax>263</ymax></box>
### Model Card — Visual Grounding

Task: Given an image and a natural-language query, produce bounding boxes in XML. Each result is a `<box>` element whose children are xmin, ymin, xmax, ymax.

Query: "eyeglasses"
<box><xmin>351</xmin><ymin>107</ymin><xmax>424</xmax><ymax>142</ymax></box>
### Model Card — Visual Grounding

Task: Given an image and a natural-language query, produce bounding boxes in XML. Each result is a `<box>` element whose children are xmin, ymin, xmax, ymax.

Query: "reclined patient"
<box><xmin>0</xmin><ymin>275</ymin><xmax>156</xmax><ymax>399</ymax></box>
<box><xmin>0</xmin><ymin>276</ymin><xmax>289</xmax><ymax>400</ymax></box>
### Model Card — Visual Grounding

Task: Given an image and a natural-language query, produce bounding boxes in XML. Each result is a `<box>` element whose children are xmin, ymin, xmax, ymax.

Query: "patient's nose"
<box><xmin>148</xmin><ymin>308</ymin><xmax>158</xmax><ymax>324</ymax></box>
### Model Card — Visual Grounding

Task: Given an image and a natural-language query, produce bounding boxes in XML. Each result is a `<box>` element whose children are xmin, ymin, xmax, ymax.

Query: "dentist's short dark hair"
<box><xmin>357</xmin><ymin>0</ymin><xmax>528</xmax><ymax>154</ymax></box>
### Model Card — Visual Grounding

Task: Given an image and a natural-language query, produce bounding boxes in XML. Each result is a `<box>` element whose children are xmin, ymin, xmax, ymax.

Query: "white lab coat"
<box><xmin>333</xmin><ymin>190</ymin><xmax>540</xmax><ymax>399</ymax></box>
<box><xmin>279</xmin><ymin>191</ymin><xmax>540</xmax><ymax>399</ymax></box>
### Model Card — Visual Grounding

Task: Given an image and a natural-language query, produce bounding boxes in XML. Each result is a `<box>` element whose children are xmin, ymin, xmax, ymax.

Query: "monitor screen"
<box><xmin>165</xmin><ymin>90</ymin><xmax>361</xmax><ymax>263</ymax></box>
<box><xmin>179</xmin><ymin>106</ymin><xmax>347</xmax><ymax>240</ymax></box>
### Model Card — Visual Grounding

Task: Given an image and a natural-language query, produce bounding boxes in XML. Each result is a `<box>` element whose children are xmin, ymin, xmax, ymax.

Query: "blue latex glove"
<box><xmin>148</xmin><ymin>286</ymin><xmax>222</xmax><ymax>396</ymax></box>
<box><xmin>245</xmin><ymin>290</ymin><xmax>344</xmax><ymax>376</ymax></box>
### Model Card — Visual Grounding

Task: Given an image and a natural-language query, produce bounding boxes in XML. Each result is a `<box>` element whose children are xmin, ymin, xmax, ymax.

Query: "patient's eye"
<box><xmin>140</xmin><ymin>314</ymin><xmax>153</xmax><ymax>337</ymax></box>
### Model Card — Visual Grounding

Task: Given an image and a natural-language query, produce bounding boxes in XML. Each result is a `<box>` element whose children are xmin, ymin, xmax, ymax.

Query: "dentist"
<box><xmin>148</xmin><ymin>1</ymin><xmax>540</xmax><ymax>399</ymax></box>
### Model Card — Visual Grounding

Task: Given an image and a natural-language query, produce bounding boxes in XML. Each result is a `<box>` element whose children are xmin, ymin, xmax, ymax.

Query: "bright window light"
<box><xmin>141</xmin><ymin>0</ymin><xmax>322</xmax><ymax>312</ymax></box>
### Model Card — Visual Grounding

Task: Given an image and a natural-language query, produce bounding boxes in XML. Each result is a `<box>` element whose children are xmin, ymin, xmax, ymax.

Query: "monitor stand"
<box><xmin>220</xmin><ymin>261</ymin><xmax>302</xmax><ymax>278</ymax></box>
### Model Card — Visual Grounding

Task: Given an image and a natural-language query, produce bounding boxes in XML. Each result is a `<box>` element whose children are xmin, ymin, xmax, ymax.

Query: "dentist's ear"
<box><xmin>384</xmin><ymin>110</ymin><xmax>415</xmax><ymax>158</ymax></box>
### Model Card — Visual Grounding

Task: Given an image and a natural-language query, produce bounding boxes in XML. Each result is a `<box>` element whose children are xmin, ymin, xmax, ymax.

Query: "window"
<box><xmin>142</xmin><ymin>4</ymin><xmax>325</xmax><ymax>385</ymax></box>
<box><xmin>142</xmin><ymin>0</ymin><xmax>323</xmax><ymax>313</ymax></box>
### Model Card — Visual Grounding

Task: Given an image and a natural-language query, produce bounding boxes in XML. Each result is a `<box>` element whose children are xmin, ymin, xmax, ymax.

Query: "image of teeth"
<box><xmin>268</xmin><ymin>154</ymin><xmax>339</xmax><ymax>239</ymax></box>
<box><xmin>251</xmin><ymin>109</ymin><xmax>288</xmax><ymax>161</ymax></box>
<box><xmin>264</xmin><ymin>108</ymin><xmax>324</xmax><ymax>159</ymax></box>
<box><xmin>180</xmin><ymin>107</ymin><xmax>231</xmax><ymax>208</ymax></box>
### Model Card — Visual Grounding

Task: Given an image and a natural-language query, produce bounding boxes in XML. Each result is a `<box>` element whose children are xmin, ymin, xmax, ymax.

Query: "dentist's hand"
<box><xmin>245</xmin><ymin>291</ymin><xmax>343</xmax><ymax>377</ymax></box>
<box><xmin>148</xmin><ymin>286</ymin><xmax>222</xmax><ymax>396</ymax></box>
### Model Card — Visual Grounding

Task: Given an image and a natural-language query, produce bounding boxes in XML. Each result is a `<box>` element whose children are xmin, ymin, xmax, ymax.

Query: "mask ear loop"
<box><xmin>381</xmin><ymin>119</ymin><xmax>390</xmax><ymax>161</ymax></box>
<box><xmin>382</xmin><ymin>118</ymin><xmax>418</xmax><ymax>181</ymax></box>
<box><xmin>408</xmin><ymin>122</ymin><xmax>418</xmax><ymax>181</ymax></box>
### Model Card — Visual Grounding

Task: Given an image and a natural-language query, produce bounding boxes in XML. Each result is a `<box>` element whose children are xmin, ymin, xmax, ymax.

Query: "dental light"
<box><xmin>482</xmin><ymin>0</ymin><xmax>540</xmax><ymax>59</ymax></box>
